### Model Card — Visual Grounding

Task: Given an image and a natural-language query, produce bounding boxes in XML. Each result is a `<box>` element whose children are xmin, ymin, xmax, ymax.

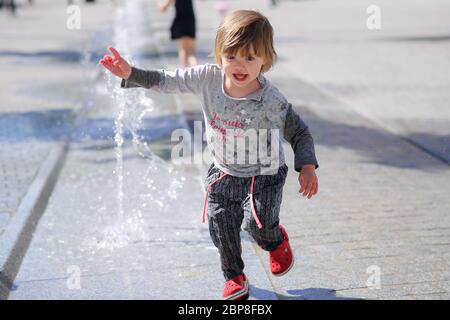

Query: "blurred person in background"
<box><xmin>0</xmin><ymin>0</ymin><xmax>17</xmax><ymax>15</ymax></box>
<box><xmin>215</xmin><ymin>0</ymin><xmax>229</xmax><ymax>18</ymax></box>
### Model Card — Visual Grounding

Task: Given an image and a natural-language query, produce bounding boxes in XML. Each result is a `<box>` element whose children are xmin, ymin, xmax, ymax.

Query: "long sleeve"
<box><xmin>121</xmin><ymin>66</ymin><xmax>162</xmax><ymax>89</ymax></box>
<box><xmin>283</xmin><ymin>103</ymin><xmax>319</xmax><ymax>172</ymax></box>
<box><xmin>120</xmin><ymin>64</ymin><xmax>210</xmax><ymax>94</ymax></box>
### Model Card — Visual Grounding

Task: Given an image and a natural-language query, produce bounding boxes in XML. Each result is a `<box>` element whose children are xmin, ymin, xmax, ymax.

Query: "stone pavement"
<box><xmin>0</xmin><ymin>0</ymin><xmax>118</xmax><ymax>297</ymax></box>
<box><xmin>152</xmin><ymin>0</ymin><xmax>450</xmax><ymax>299</ymax></box>
<box><xmin>3</xmin><ymin>0</ymin><xmax>450</xmax><ymax>300</ymax></box>
<box><xmin>4</xmin><ymin>0</ymin><xmax>275</xmax><ymax>300</ymax></box>
<box><xmin>266</xmin><ymin>0</ymin><xmax>450</xmax><ymax>164</ymax></box>
<box><xmin>0</xmin><ymin>0</ymin><xmax>113</xmax><ymax>234</ymax></box>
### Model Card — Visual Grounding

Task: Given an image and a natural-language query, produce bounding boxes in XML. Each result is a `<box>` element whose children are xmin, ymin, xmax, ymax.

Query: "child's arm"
<box><xmin>283</xmin><ymin>103</ymin><xmax>319</xmax><ymax>199</ymax></box>
<box><xmin>99</xmin><ymin>47</ymin><xmax>208</xmax><ymax>95</ymax></box>
<box><xmin>283</xmin><ymin>103</ymin><xmax>318</xmax><ymax>172</ymax></box>
<box><xmin>122</xmin><ymin>65</ymin><xmax>208</xmax><ymax>94</ymax></box>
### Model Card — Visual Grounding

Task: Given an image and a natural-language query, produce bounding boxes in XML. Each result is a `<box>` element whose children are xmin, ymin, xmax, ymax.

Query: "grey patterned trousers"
<box><xmin>203</xmin><ymin>163</ymin><xmax>288</xmax><ymax>280</ymax></box>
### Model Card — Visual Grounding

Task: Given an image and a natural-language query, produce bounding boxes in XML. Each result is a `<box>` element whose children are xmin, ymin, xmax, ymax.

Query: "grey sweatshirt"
<box><xmin>121</xmin><ymin>63</ymin><xmax>318</xmax><ymax>177</ymax></box>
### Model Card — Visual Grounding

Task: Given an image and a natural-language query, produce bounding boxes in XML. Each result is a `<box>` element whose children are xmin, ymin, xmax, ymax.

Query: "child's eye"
<box><xmin>247</xmin><ymin>56</ymin><xmax>255</xmax><ymax>61</ymax></box>
<box><xmin>226</xmin><ymin>55</ymin><xmax>235</xmax><ymax>60</ymax></box>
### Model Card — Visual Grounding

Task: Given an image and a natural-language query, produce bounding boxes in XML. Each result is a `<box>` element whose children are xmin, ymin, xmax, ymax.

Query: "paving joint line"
<box><xmin>0</xmin><ymin>140</ymin><xmax>69</xmax><ymax>300</ymax></box>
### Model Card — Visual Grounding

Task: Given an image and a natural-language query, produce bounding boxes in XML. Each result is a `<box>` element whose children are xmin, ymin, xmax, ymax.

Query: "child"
<box><xmin>100</xmin><ymin>9</ymin><xmax>319</xmax><ymax>300</ymax></box>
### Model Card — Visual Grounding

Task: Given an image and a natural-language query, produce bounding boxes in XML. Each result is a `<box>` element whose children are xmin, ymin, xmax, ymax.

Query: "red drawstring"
<box><xmin>249</xmin><ymin>176</ymin><xmax>263</xmax><ymax>229</ymax></box>
<box><xmin>202</xmin><ymin>173</ymin><xmax>262</xmax><ymax>229</ymax></box>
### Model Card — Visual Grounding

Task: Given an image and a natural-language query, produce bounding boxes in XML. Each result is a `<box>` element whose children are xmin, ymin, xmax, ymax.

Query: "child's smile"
<box><xmin>232</xmin><ymin>73</ymin><xmax>249</xmax><ymax>82</ymax></box>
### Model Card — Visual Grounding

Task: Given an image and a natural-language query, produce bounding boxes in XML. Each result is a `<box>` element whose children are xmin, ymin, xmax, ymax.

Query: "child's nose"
<box><xmin>234</xmin><ymin>59</ymin><xmax>246</xmax><ymax>70</ymax></box>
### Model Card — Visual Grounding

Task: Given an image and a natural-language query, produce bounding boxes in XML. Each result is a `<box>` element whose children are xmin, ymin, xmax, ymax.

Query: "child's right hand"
<box><xmin>99</xmin><ymin>47</ymin><xmax>132</xmax><ymax>80</ymax></box>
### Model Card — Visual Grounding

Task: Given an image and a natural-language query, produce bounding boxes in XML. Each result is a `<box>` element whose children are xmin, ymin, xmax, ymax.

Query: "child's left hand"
<box><xmin>298</xmin><ymin>164</ymin><xmax>318</xmax><ymax>199</ymax></box>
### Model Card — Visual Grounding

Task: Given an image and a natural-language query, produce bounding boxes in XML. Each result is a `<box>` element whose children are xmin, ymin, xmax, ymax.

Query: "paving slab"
<box><xmin>5</xmin><ymin>0</ymin><xmax>450</xmax><ymax>300</ymax></box>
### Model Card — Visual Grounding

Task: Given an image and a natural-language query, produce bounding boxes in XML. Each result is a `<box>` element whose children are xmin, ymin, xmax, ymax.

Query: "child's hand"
<box><xmin>298</xmin><ymin>164</ymin><xmax>318</xmax><ymax>199</ymax></box>
<box><xmin>99</xmin><ymin>47</ymin><xmax>132</xmax><ymax>80</ymax></box>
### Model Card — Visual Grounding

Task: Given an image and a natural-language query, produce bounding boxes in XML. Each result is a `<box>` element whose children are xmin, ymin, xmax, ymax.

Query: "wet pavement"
<box><xmin>1</xmin><ymin>0</ymin><xmax>450</xmax><ymax>300</ymax></box>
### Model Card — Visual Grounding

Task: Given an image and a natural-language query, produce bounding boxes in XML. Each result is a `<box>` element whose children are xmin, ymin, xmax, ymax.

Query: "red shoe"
<box><xmin>269</xmin><ymin>225</ymin><xmax>294</xmax><ymax>276</ymax></box>
<box><xmin>223</xmin><ymin>274</ymin><xmax>249</xmax><ymax>300</ymax></box>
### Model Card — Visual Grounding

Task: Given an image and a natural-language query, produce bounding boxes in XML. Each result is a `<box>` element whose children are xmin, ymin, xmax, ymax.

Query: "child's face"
<box><xmin>221</xmin><ymin>46</ymin><xmax>265</xmax><ymax>91</ymax></box>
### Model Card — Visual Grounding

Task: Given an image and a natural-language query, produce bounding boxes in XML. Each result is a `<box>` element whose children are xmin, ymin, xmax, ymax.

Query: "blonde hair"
<box><xmin>214</xmin><ymin>10</ymin><xmax>277</xmax><ymax>73</ymax></box>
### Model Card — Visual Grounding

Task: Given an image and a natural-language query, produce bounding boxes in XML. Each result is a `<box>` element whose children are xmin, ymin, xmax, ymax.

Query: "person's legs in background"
<box><xmin>177</xmin><ymin>36</ymin><xmax>198</xmax><ymax>67</ymax></box>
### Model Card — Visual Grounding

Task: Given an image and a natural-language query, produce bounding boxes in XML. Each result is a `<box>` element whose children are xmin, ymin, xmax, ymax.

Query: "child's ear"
<box><xmin>260</xmin><ymin>58</ymin><xmax>267</xmax><ymax>73</ymax></box>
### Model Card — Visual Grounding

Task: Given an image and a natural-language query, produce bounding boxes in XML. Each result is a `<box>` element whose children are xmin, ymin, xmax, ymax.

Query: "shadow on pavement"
<box><xmin>137</xmin><ymin>49</ymin><xmax>213</xmax><ymax>61</ymax></box>
<box><xmin>0</xmin><ymin>49</ymin><xmax>106</xmax><ymax>64</ymax></box>
<box><xmin>307</xmin><ymin>115</ymin><xmax>450</xmax><ymax>169</ymax></box>
<box><xmin>1</xmin><ymin>108</ymin><xmax>448</xmax><ymax>169</ymax></box>
<box><xmin>250</xmin><ymin>285</ymin><xmax>364</xmax><ymax>300</ymax></box>
<box><xmin>0</xmin><ymin>47</ymin><xmax>214</xmax><ymax>65</ymax></box>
